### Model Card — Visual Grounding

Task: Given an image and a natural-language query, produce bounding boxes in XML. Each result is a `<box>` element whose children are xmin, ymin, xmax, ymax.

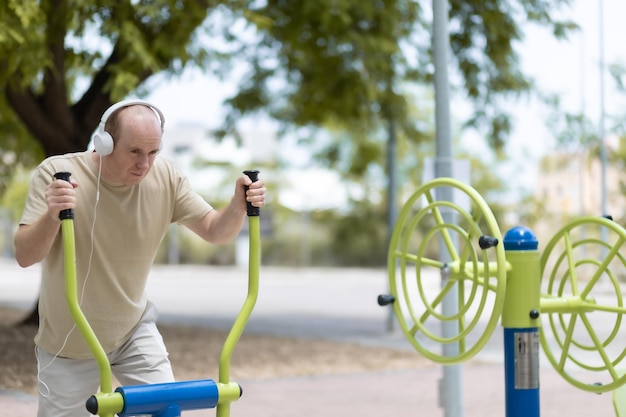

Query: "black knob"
<box><xmin>529</xmin><ymin>309</ymin><xmax>540</xmax><ymax>319</ymax></box>
<box><xmin>243</xmin><ymin>170</ymin><xmax>260</xmax><ymax>217</ymax></box>
<box><xmin>54</xmin><ymin>171</ymin><xmax>71</xmax><ymax>182</ymax></box>
<box><xmin>478</xmin><ymin>236</ymin><xmax>499</xmax><ymax>249</ymax></box>
<box><xmin>590</xmin><ymin>382</ymin><xmax>603</xmax><ymax>394</ymax></box>
<box><xmin>377</xmin><ymin>294</ymin><xmax>395</xmax><ymax>306</ymax></box>
<box><xmin>85</xmin><ymin>395</ymin><xmax>98</xmax><ymax>414</ymax></box>
<box><xmin>53</xmin><ymin>172</ymin><xmax>74</xmax><ymax>220</ymax></box>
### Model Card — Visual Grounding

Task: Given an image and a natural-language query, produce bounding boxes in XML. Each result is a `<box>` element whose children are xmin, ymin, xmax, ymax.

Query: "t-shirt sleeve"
<box><xmin>19</xmin><ymin>164</ymin><xmax>55</xmax><ymax>226</ymax></box>
<box><xmin>172</xmin><ymin>173</ymin><xmax>213</xmax><ymax>226</ymax></box>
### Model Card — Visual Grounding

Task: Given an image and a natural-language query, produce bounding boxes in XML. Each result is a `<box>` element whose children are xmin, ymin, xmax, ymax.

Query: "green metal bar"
<box><xmin>578</xmin><ymin>313</ymin><xmax>619</xmax><ymax>378</ymax></box>
<box><xmin>461</xmin><ymin>261</ymin><xmax>508</xmax><ymax>292</ymax></box>
<box><xmin>399</xmin><ymin>253</ymin><xmax>442</xmax><ymax>269</ymax></box>
<box><xmin>412</xmin><ymin>277</ymin><xmax>457</xmax><ymax>332</ymax></box>
<box><xmin>409</xmin><ymin>258</ymin><xmax>504</xmax><ymax>341</ymax></box>
<box><xmin>557</xmin><ymin>314</ymin><xmax>578</xmax><ymax>370</ymax></box>
<box><xmin>562</xmin><ymin>232</ymin><xmax>581</xmax><ymax>295</ymax></box>
<box><xmin>61</xmin><ymin>219</ymin><xmax>115</xmax><ymax>416</ymax></box>
<box><xmin>426</xmin><ymin>199</ymin><xmax>459</xmax><ymax>261</ymax></box>
<box><xmin>216</xmin><ymin>216</ymin><xmax>260</xmax><ymax>417</ymax></box>
<box><xmin>540</xmin><ymin>296</ymin><xmax>598</xmax><ymax>314</ymax></box>
<box><xmin>580</xmin><ymin>236</ymin><xmax>624</xmax><ymax>299</ymax></box>
<box><xmin>56</xmin><ymin>170</ymin><xmax>115</xmax><ymax>417</ymax></box>
<box><xmin>541</xmin><ymin>294</ymin><xmax>626</xmax><ymax>314</ymax></box>
<box><xmin>89</xmin><ymin>392</ymin><xmax>124</xmax><ymax>416</ymax></box>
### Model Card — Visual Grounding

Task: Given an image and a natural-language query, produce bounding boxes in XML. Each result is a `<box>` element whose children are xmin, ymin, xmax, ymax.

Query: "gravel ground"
<box><xmin>2</xmin><ymin>306</ymin><xmax>620</xmax><ymax>417</ymax></box>
<box><xmin>0</xmin><ymin>306</ymin><xmax>427</xmax><ymax>396</ymax></box>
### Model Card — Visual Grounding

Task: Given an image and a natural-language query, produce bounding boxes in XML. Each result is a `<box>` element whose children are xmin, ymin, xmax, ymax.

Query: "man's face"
<box><xmin>103</xmin><ymin>108</ymin><xmax>162</xmax><ymax>185</ymax></box>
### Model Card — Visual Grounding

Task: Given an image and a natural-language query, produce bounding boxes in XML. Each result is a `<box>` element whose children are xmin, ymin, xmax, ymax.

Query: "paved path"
<box><xmin>0</xmin><ymin>259</ymin><xmax>621</xmax><ymax>416</ymax></box>
<box><xmin>0</xmin><ymin>364</ymin><xmax>617</xmax><ymax>417</ymax></box>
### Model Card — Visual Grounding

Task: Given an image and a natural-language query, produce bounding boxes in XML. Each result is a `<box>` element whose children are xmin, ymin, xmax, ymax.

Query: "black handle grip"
<box><xmin>377</xmin><ymin>294</ymin><xmax>396</xmax><ymax>306</ymax></box>
<box><xmin>53</xmin><ymin>172</ymin><xmax>74</xmax><ymax>220</ymax></box>
<box><xmin>243</xmin><ymin>170</ymin><xmax>260</xmax><ymax>217</ymax></box>
<box><xmin>478</xmin><ymin>235</ymin><xmax>499</xmax><ymax>250</ymax></box>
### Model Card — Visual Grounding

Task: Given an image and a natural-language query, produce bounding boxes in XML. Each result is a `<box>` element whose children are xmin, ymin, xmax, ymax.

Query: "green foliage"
<box><xmin>225</xmin><ymin>0</ymin><xmax>577</xmax><ymax>151</ymax></box>
<box><xmin>450</xmin><ymin>0</ymin><xmax>577</xmax><ymax>150</ymax></box>
<box><xmin>257</xmin><ymin>205</ymin><xmax>388</xmax><ymax>267</ymax></box>
<box><xmin>260</xmin><ymin>208</ymin><xmax>342</xmax><ymax>267</ymax></box>
<box><xmin>0</xmin><ymin>0</ymin><xmax>581</xmax><ymax>267</ymax></box>
<box><xmin>0</xmin><ymin>0</ymin><xmax>577</xmax><ymax>183</ymax></box>
<box><xmin>0</xmin><ymin>100</ymin><xmax>44</xmax><ymax>192</ymax></box>
<box><xmin>326</xmin><ymin>204</ymin><xmax>388</xmax><ymax>266</ymax></box>
<box><xmin>0</xmin><ymin>0</ymin><xmax>224</xmax><ymax>164</ymax></box>
<box><xmin>0</xmin><ymin>169</ymin><xmax>30</xmax><ymax>223</ymax></box>
<box><xmin>543</xmin><ymin>93</ymin><xmax>598</xmax><ymax>151</ymax></box>
<box><xmin>155</xmin><ymin>227</ymin><xmax>236</xmax><ymax>265</ymax></box>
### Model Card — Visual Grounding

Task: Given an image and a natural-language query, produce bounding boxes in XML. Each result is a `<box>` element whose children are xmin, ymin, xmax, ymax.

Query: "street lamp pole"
<box><xmin>599</xmin><ymin>0</ymin><xmax>608</xmax><ymax>220</ymax></box>
<box><xmin>433</xmin><ymin>1</ymin><xmax>463</xmax><ymax>416</ymax></box>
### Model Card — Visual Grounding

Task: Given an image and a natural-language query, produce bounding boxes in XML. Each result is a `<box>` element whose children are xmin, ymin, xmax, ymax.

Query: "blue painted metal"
<box><xmin>504</xmin><ymin>327</ymin><xmax>540</xmax><ymax>417</ymax></box>
<box><xmin>116</xmin><ymin>379</ymin><xmax>219</xmax><ymax>417</ymax></box>
<box><xmin>503</xmin><ymin>226</ymin><xmax>540</xmax><ymax>417</ymax></box>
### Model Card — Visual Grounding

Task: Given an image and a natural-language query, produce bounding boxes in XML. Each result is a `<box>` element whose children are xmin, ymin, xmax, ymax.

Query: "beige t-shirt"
<box><xmin>19</xmin><ymin>151</ymin><xmax>213</xmax><ymax>358</ymax></box>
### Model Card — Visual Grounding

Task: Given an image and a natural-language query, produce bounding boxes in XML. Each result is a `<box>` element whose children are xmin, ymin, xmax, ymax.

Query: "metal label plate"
<box><xmin>514</xmin><ymin>332</ymin><xmax>540</xmax><ymax>389</ymax></box>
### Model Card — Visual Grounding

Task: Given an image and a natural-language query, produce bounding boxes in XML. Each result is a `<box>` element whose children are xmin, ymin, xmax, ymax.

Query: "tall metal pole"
<box><xmin>579</xmin><ymin>29</ymin><xmax>586</xmax><ymax>216</ymax></box>
<box><xmin>433</xmin><ymin>1</ymin><xmax>463</xmax><ymax>416</ymax></box>
<box><xmin>599</xmin><ymin>0</ymin><xmax>607</xmax><ymax>219</ymax></box>
<box><xmin>386</xmin><ymin>116</ymin><xmax>398</xmax><ymax>332</ymax></box>
<box><xmin>598</xmin><ymin>0</ymin><xmax>609</xmax><ymax>258</ymax></box>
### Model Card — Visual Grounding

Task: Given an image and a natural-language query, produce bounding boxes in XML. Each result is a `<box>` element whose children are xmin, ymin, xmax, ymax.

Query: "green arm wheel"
<box><xmin>387</xmin><ymin>178</ymin><xmax>507</xmax><ymax>364</ymax></box>
<box><xmin>540</xmin><ymin>216</ymin><xmax>626</xmax><ymax>393</ymax></box>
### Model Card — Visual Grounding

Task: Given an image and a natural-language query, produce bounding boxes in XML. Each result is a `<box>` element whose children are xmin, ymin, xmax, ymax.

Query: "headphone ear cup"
<box><xmin>94</xmin><ymin>130</ymin><xmax>114</xmax><ymax>156</ymax></box>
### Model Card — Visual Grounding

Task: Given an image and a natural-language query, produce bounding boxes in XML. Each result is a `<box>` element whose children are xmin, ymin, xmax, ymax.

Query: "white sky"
<box><xmin>145</xmin><ymin>1</ymin><xmax>626</xmax><ymax>207</ymax></box>
<box><xmin>499</xmin><ymin>1</ymin><xmax>626</xmax><ymax>183</ymax></box>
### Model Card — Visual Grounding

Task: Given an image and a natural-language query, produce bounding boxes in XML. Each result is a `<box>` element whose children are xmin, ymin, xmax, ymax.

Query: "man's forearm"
<box><xmin>208</xmin><ymin>203</ymin><xmax>247</xmax><ymax>244</ymax></box>
<box><xmin>14</xmin><ymin>217</ymin><xmax>61</xmax><ymax>267</ymax></box>
<box><xmin>188</xmin><ymin>200</ymin><xmax>247</xmax><ymax>245</ymax></box>
<box><xmin>202</xmin><ymin>201</ymin><xmax>246</xmax><ymax>244</ymax></box>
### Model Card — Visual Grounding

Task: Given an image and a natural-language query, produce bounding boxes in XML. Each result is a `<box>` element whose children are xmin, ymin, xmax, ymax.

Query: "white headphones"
<box><xmin>93</xmin><ymin>99</ymin><xmax>165</xmax><ymax>156</ymax></box>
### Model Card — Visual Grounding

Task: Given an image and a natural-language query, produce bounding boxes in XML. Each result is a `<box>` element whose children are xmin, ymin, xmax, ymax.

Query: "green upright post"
<box><xmin>55</xmin><ymin>172</ymin><xmax>119</xmax><ymax>417</ymax></box>
<box><xmin>216</xmin><ymin>170</ymin><xmax>261</xmax><ymax>417</ymax></box>
<box><xmin>502</xmin><ymin>226</ymin><xmax>541</xmax><ymax>417</ymax></box>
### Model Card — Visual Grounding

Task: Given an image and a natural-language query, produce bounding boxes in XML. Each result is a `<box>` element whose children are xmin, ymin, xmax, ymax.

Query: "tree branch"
<box><xmin>42</xmin><ymin>0</ymin><xmax>72</xmax><ymax>138</ymax></box>
<box><xmin>5</xmin><ymin>84</ymin><xmax>75</xmax><ymax>155</ymax></box>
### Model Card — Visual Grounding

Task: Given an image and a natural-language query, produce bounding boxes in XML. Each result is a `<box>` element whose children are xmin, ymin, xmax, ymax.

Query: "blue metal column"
<box><xmin>502</xmin><ymin>226</ymin><xmax>541</xmax><ymax>417</ymax></box>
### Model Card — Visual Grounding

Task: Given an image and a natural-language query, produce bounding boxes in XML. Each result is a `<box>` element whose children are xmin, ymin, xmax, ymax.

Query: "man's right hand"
<box><xmin>46</xmin><ymin>178</ymin><xmax>78</xmax><ymax>221</ymax></box>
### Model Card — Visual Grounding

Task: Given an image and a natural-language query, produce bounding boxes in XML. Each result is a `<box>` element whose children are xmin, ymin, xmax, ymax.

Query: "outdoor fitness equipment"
<box><xmin>55</xmin><ymin>170</ymin><xmax>261</xmax><ymax>417</ymax></box>
<box><xmin>379</xmin><ymin>177</ymin><xmax>626</xmax><ymax>416</ymax></box>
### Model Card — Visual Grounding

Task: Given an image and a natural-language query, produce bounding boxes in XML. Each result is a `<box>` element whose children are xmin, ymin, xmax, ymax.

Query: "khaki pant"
<box><xmin>36</xmin><ymin>305</ymin><xmax>174</xmax><ymax>417</ymax></box>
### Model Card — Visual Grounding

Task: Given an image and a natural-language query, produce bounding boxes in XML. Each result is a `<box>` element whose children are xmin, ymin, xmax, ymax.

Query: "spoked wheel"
<box><xmin>540</xmin><ymin>216</ymin><xmax>626</xmax><ymax>393</ymax></box>
<box><xmin>387</xmin><ymin>178</ymin><xmax>507</xmax><ymax>364</ymax></box>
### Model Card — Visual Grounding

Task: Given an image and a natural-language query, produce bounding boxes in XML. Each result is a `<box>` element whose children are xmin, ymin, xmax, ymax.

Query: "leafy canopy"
<box><xmin>0</xmin><ymin>0</ymin><xmax>576</xmax><ymax>191</ymax></box>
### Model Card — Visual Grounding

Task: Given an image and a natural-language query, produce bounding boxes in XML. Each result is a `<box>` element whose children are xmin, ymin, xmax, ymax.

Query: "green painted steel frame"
<box><xmin>61</xmin><ymin>214</ymin><xmax>261</xmax><ymax>417</ymax></box>
<box><xmin>540</xmin><ymin>216</ymin><xmax>626</xmax><ymax>393</ymax></box>
<box><xmin>387</xmin><ymin>177</ymin><xmax>508</xmax><ymax>364</ymax></box>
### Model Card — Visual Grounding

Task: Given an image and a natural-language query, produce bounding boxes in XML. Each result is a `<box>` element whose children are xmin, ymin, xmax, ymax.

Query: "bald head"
<box><xmin>104</xmin><ymin>104</ymin><xmax>163</xmax><ymax>142</ymax></box>
<box><xmin>96</xmin><ymin>103</ymin><xmax>165</xmax><ymax>185</ymax></box>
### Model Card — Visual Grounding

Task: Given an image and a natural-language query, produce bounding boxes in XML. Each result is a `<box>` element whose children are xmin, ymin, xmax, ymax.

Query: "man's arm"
<box><xmin>14</xmin><ymin>178</ymin><xmax>78</xmax><ymax>267</ymax></box>
<box><xmin>14</xmin><ymin>219</ymin><xmax>61</xmax><ymax>267</ymax></box>
<box><xmin>186</xmin><ymin>175</ymin><xmax>265</xmax><ymax>244</ymax></box>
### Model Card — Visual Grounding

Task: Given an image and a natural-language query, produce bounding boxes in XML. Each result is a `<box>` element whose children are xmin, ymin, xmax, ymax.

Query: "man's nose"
<box><xmin>137</xmin><ymin>154</ymin><xmax>149</xmax><ymax>168</ymax></box>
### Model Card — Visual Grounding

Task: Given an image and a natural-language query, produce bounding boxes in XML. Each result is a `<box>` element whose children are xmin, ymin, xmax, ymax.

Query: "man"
<box><xmin>14</xmin><ymin>100</ymin><xmax>266</xmax><ymax>417</ymax></box>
